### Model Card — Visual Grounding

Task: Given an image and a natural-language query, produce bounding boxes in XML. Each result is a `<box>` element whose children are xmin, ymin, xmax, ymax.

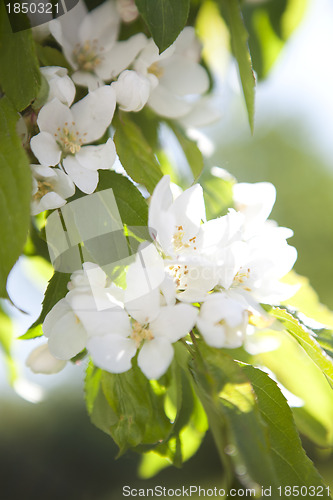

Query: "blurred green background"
<box><xmin>1</xmin><ymin>0</ymin><xmax>333</xmax><ymax>498</ymax></box>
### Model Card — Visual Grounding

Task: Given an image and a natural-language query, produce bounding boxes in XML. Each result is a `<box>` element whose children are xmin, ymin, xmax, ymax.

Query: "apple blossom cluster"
<box><xmin>27</xmin><ymin>175</ymin><xmax>297</xmax><ymax>380</ymax></box>
<box><xmin>29</xmin><ymin>0</ymin><xmax>214</xmax><ymax>213</ymax></box>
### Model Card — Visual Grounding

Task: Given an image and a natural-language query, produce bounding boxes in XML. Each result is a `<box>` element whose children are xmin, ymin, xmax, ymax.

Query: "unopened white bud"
<box><xmin>26</xmin><ymin>344</ymin><xmax>67</xmax><ymax>374</ymax></box>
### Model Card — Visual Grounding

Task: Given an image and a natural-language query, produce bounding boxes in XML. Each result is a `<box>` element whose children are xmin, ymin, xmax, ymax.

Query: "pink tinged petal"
<box><xmin>150</xmin><ymin>303</ymin><xmax>198</xmax><ymax>342</ymax></box>
<box><xmin>30</xmin><ymin>132</ymin><xmax>61</xmax><ymax>166</ymax></box>
<box><xmin>196</xmin><ymin>317</ymin><xmax>226</xmax><ymax>348</ymax></box>
<box><xmin>75</xmin><ymin>139</ymin><xmax>116</xmax><ymax>171</ymax></box>
<box><xmin>95</xmin><ymin>34</ymin><xmax>148</xmax><ymax>80</ymax></box>
<box><xmin>71</xmin><ymin>85</ymin><xmax>116</xmax><ymax>142</ymax></box>
<box><xmin>63</xmin><ymin>156</ymin><xmax>99</xmax><ymax>194</ymax></box>
<box><xmin>159</xmin><ymin>55</ymin><xmax>209</xmax><ymax>96</ymax></box>
<box><xmin>26</xmin><ymin>343</ymin><xmax>67</xmax><ymax>374</ymax></box>
<box><xmin>87</xmin><ymin>334</ymin><xmax>136</xmax><ymax>373</ymax></box>
<box><xmin>43</xmin><ymin>298</ymin><xmax>87</xmax><ymax>360</ymax></box>
<box><xmin>148</xmin><ymin>85</ymin><xmax>192</xmax><ymax>118</ymax></box>
<box><xmin>37</xmin><ymin>98</ymin><xmax>73</xmax><ymax>134</ymax></box>
<box><xmin>72</xmin><ymin>71</ymin><xmax>103</xmax><ymax>91</ymax></box>
<box><xmin>138</xmin><ymin>337</ymin><xmax>174</xmax><ymax>380</ymax></box>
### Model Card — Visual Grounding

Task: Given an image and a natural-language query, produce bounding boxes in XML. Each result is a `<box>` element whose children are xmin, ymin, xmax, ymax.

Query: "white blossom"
<box><xmin>40</xmin><ymin>66</ymin><xmax>76</xmax><ymax>107</ymax></box>
<box><xmin>50</xmin><ymin>0</ymin><xmax>146</xmax><ymax>90</ymax></box>
<box><xmin>26</xmin><ymin>343</ymin><xmax>67</xmax><ymax>374</ymax></box>
<box><xmin>30</xmin><ymin>86</ymin><xmax>116</xmax><ymax>194</ymax></box>
<box><xmin>132</xmin><ymin>27</ymin><xmax>210</xmax><ymax>119</ymax></box>
<box><xmin>43</xmin><ymin>263</ymin><xmax>124</xmax><ymax>360</ymax></box>
<box><xmin>87</xmin><ymin>246</ymin><xmax>198</xmax><ymax>379</ymax></box>
<box><xmin>31</xmin><ymin>164</ymin><xmax>75</xmax><ymax>215</ymax></box>
<box><xmin>196</xmin><ymin>293</ymin><xmax>248</xmax><ymax>348</ymax></box>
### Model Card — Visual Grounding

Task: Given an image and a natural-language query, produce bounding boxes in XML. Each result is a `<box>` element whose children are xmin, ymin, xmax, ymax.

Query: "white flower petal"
<box><xmin>41</xmin><ymin>66</ymin><xmax>76</xmax><ymax>106</ymax></box>
<box><xmin>37</xmin><ymin>98</ymin><xmax>73</xmax><ymax>134</ymax></box>
<box><xmin>71</xmin><ymin>85</ymin><xmax>116</xmax><ymax>142</ymax></box>
<box><xmin>67</xmin><ymin>290</ymin><xmax>131</xmax><ymax>337</ymax></box>
<box><xmin>30</xmin><ymin>132</ymin><xmax>61</xmax><ymax>166</ymax></box>
<box><xmin>87</xmin><ymin>334</ymin><xmax>136</xmax><ymax>373</ymax></box>
<box><xmin>63</xmin><ymin>156</ymin><xmax>99</xmax><ymax>194</ymax></box>
<box><xmin>196</xmin><ymin>317</ymin><xmax>226</xmax><ymax>348</ymax></box>
<box><xmin>159</xmin><ymin>55</ymin><xmax>209</xmax><ymax>96</ymax></box>
<box><xmin>148</xmin><ymin>84</ymin><xmax>192</xmax><ymax>118</ymax></box>
<box><xmin>72</xmin><ymin>71</ymin><xmax>103</xmax><ymax>91</ymax></box>
<box><xmin>95</xmin><ymin>34</ymin><xmax>147</xmax><ymax>80</ymax></box>
<box><xmin>138</xmin><ymin>337</ymin><xmax>174</xmax><ymax>380</ymax></box>
<box><xmin>171</xmin><ymin>183</ymin><xmax>206</xmax><ymax>238</ymax></box>
<box><xmin>151</xmin><ymin>303</ymin><xmax>198</xmax><ymax>342</ymax></box>
<box><xmin>43</xmin><ymin>298</ymin><xmax>87</xmax><ymax>360</ymax></box>
<box><xmin>75</xmin><ymin>139</ymin><xmax>116</xmax><ymax>171</ymax></box>
<box><xmin>78</xmin><ymin>0</ymin><xmax>119</xmax><ymax>50</ymax></box>
<box><xmin>112</xmin><ymin>70</ymin><xmax>151</xmax><ymax>112</ymax></box>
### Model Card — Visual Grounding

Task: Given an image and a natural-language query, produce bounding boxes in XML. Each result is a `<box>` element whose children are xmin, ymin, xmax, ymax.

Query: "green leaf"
<box><xmin>190</xmin><ymin>344</ymin><xmax>278</xmax><ymax>490</ymax></box>
<box><xmin>135</xmin><ymin>0</ymin><xmax>190</xmax><ymax>53</ymax></box>
<box><xmin>0</xmin><ymin>97</ymin><xmax>32</xmax><ymax>297</ymax></box>
<box><xmin>251</xmin><ymin>328</ymin><xmax>333</xmax><ymax>448</ymax></box>
<box><xmin>270</xmin><ymin>307</ymin><xmax>333</xmax><ymax>387</ymax></box>
<box><xmin>0</xmin><ymin>5</ymin><xmax>41</xmax><ymax>110</ymax></box>
<box><xmin>19</xmin><ymin>271</ymin><xmax>71</xmax><ymax>339</ymax></box>
<box><xmin>113</xmin><ymin>113</ymin><xmax>163</xmax><ymax>194</ymax></box>
<box><xmin>85</xmin><ymin>360</ymin><xmax>172</xmax><ymax>455</ymax></box>
<box><xmin>168</xmin><ymin>122</ymin><xmax>204</xmax><ymax>182</ymax></box>
<box><xmin>201</xmin><ymin>169</ymin><xmax>235</xmax><ymax>219</ymax></box>
<box><xmin>97</xmin><ymin>171</ymin><xmax>148</xmax><ymax>227</ymax></box>
<box><xmin>219</xmin><ymin>0</ymin><xmax>256</xmax><ymax>133</ymax></box>
<box><xmin>242</xmin><ymin>365</ymin><xmax>328</xmax><ymax>490</ymax></box>
<box><xmin>0</xmin><ymin>305</ymin><xmax>18</xmax><ymax>384</ymax></box>
<box><xmin>36</xmin><ymin>44</ymin><xmax>72</xmax><ymax>72</ymax></box>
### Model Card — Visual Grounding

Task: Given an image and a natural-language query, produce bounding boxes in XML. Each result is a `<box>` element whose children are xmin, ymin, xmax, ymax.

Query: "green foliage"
<box><xmin>0</xmin><ymin>5</ymin><xmax>41</xmax><ymax>111</ymax></box>
<box><xmin>242</xmin><ymin>365</ymin><xmax>327</xmax><ymax>489</ymax></box>
<box><xmin>219</xmin><ymin>0</ymin><xmax>256</xmax><ymax>133</ymax></box>
<box><xmin>97</xmin><ymin>171</ymin><xmax>148</xmax><ymax>227</ymax></box>
<box><xmin>19</xmin><ymin>272</ymin><xmax>71</xmax><ymax>339</ymax></box>
<box><xmin>270</xmin><ymin>307</ymin><xmax>333</xmax><ymax>388</ymax></box>
<box><xmin>86</xmin><ymin>361</ymin><xmax>172</xmax><ymax>455</ymax></box>
<box><xmin>0</xmin><ymin>305</ymin><xmax>17</xmax><ymax>384</ymax></box>
<box><xmin>190</xmin><ymin>344</ymin><xmax>278</xmax><ymax>490</ymax></box>
<box><xmin>0</xmin><ymin>97</ymin><xmax>32</xmax><ymax>298</ymax></box>
<box><xmin>190</xmin><ymin>343</ymin><xmax>329</xmax><ymax>492</ymax></box>
<box><xmin>35</xmin><ymin>44</ymin><xmax>72</xmax><ymax>72</ymax></box>
<box><xmin>114</xmin><ymin>113</ymin><xmax>163</xmax><ymax>194</ymax></box>
<box><xmin>168</xmin><ymin>122</ymin><xmax>204</xmax><ymax>182</ymax></box>
<box><xmin>135</xmin><ymin>0</ymin><xmax>190</xmax><ymax>53</ymax></box>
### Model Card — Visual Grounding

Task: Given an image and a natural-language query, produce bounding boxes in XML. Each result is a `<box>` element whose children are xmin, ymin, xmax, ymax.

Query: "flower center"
<box><xmin>73</xmin><ymin>40</ymin><xmax>103</xmax><ymax>72</ymax></box>
<box><xmin>172</xmin><ymin>226</ymin><xmax>197</xmax><ymax>253</ymax></box>
<box><xmin>148</xmin><ymin>62</ymin><xmax>164</xmax><ymax>79</ymax></box>
<box><xmin>33</xmin><ymin>180</ymin><xmax>53</xmax><ymax>201</ymax></box>
<box><xmin>131</xmin><ymin>321</ymin><xmax>154</xmax><ymax>347</ymax></box>
<box><xmin>54</xmin><ymin>122</ymin><xmax>87</xmax><ymax>156</ymax></box>
<box><xmin>233</xmin><ymin>268</ymin><xmax>251</xmax><ymax>291</ymax></box>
